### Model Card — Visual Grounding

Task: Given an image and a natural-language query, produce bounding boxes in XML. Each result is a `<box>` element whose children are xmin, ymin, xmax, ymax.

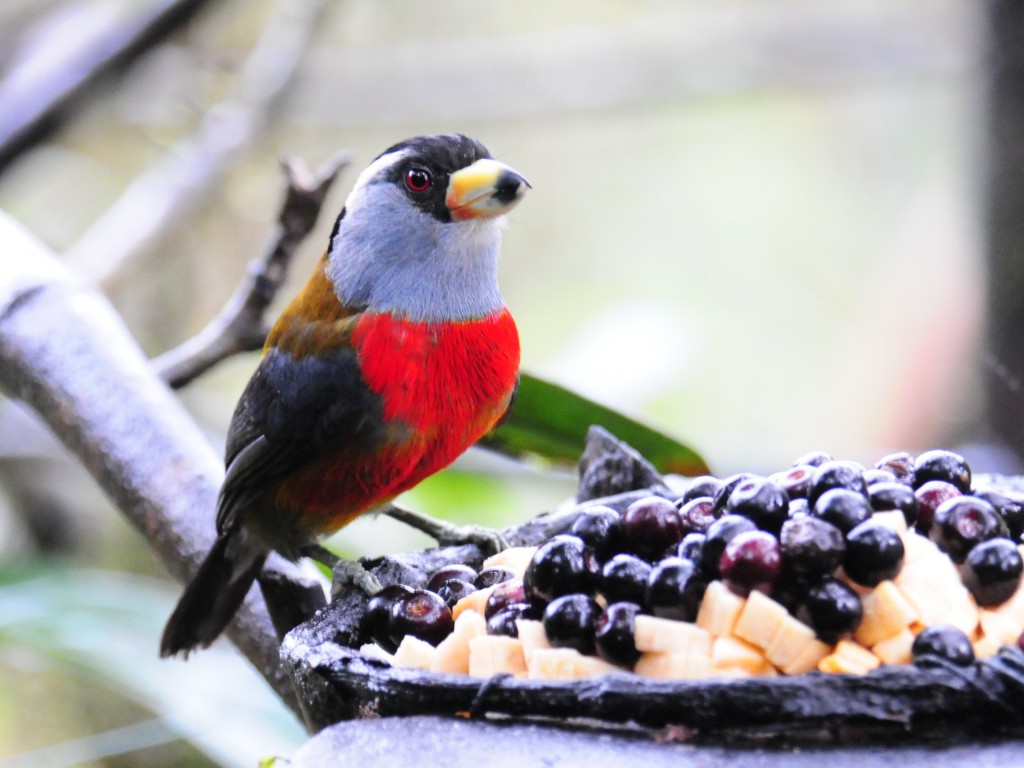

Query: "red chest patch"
<box><xmin>351</xmin><ymin>308</ymin><xmax>520</xmax><ymax>470</ymax></box>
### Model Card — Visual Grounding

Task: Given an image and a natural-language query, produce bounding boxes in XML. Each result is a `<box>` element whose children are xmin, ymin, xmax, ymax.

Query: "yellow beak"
<box><xmin>446</xmin><ymin>158</ymin><xmax>531</xmax><ymax>221</ymax></box>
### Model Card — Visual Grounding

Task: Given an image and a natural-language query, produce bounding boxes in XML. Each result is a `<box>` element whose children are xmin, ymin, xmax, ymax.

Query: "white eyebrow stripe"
<box><xmin>348</xmin><ymin>148</ymin><xmax>412</xmax><ymax>197</ymax></box>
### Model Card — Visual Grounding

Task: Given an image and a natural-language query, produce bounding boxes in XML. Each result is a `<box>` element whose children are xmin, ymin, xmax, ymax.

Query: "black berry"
<box><xmin>973</xmin><ymin>488</ymin><xmax>1024</xmax><ymax>541</ymax></box>
<box><xmin>774</xmin><ymin>465</ymin><xmax>815</xmax><ymax>500</ymax></box>
<box><xmin>867</xmin><ymin>481</ymin><xmax>919</xmax><ymax>527</ymax></box>
<box><xmin>362</xmin><ymin>584</ymin><xmax>414</xmax><ymax>653</ymax></box>
<box><xmin>812</xmin><ymin>488</ymin><xmax>872</xmax><ymax>533</ymax></box>
<box><xmin>912</xmin><ymin>625</ymin><xmax>974</xmax><ymax>666</ymax></box>
<box><xmin>842</xmin><ymin>520</ymin><xmax>904</xmax><ymax>587</ymax></box>
<box><xmin>797</xmin><ymin>577</ymin><xmax>863</xmax><ymax>643</ymax></box>
<box><xmin>701</xmin><ymin>514</ymin><xmax>757</xmax><ymax>577</ymax></box>
<box><xmin>601</xmin><ymin>553</ymin><xmax>653</xmax><ymax>606</ymax></box>
<box><xmin>914</xmin><ymin>480</ymin><xmax>962</xmax><ymax>534</ymax></box>
<box><xmin>645</xmin><ymin>556</ymin><xmax>705</xmax><ymax>622</ymax></box>
<box><xmin>808</xmin><ymin>460</ymin><xmax>867</xmax><ymax>506</ymax></box>
<box><xmin>595</xmin><ymin>602</ymin><xmax>642</xmax><ymax>667</ymax></box>
<box><xmin>719</xmin><ymin>530</ymin><xmax>782</xmax><ymax>596</ymax></box>
<box><xmin>523</xmin><ymin>535</ymin><xmax>599</xmax><ymax>604</ymax></box>
<box><xmin>962</xmin><ymin>538</ymin><xmax>1023</xmax><ymax>607</ymax></box>
<box><xmin>475</xmin><ymin>567</ymin><xmax>515</xmax><ymax>589</ymax></box>
<box><xmin>427</xmin><ymin>564</ymin><xmax>477</xmax><ymax>593</ymax></box>
<box><xmin>542</xmin><ymin>593</ymin><xmax>601</xmax><ymax>655</ymax></box>
<box><xmin>682</xmin><ymin>475</ymin><xmax>723</xmax><ymax>503</ymax></box>
<box><xmin>677</xmin><ymin>496</ymin><xmax>715</xmax><ymax>534</ymax></box>
<box><xmin>914</xmin><ymin>449</ymin><xmax>971</xmax><ymax>494</ymax></box>
<box><xmin>725</xmin><ymin>477</ymin><xmax>790</xmax><ymax>534</ymax></box>
<box><xmin>436</xmin><ymin>578</ymin><xmax>476</xmax><ymax>609</ymax></box>
<box><xmin>930</xmin><ymin>496</ymin><xmax>1008</xmax><ymax>563</ymax></box>
<box><xmin>677</xmin><ymin>532</ymin><xmax>706</xmax><ymax>563</ymax></box>
<box><xmin>570</xmin><ymin>506</ymin><xmax>622</xmax><ymax>562</ymax></box>
<box><xmin>389</xmin><ymin>590</ymin><xmax>454</xmax><ymax>647</ymax></box>
<box><xmin>793</xmin><ymin>450</ymin><xmax>833</xmax><ymax>468</ymax></box>
<box><xmin>620</xmin><ymin>496</ymin><xmax>685</xmax><ymax>560</ymax></box>
<box><xmin>780</xmin><ymin>515</ymin><xmax>845</xmax><ymax>578</ymax></box>
<box><xmin>875</xmin><ymin>451</ymin><xmax>916</xmax><ymax>486</ymax></box>
<box><xmin>484</xmin><ymin>578</ymin><xmax>527</xmax><ymax>619</ymax></box>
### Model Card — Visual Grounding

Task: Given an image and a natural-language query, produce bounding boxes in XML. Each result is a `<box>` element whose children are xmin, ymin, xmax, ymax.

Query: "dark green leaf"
<box><xmin>481</xmin><ymin>373</ymin><xmax>709</xmax><ymax>476</ymax></box>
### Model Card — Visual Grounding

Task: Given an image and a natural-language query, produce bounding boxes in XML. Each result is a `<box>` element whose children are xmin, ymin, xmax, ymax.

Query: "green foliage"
<box><xmin>0</xmin><ymin>566</ymin><xmax>305</xmax><ymax>767</ymax></box>
<box><xmin>483</xmin><ymin>373</ymin><xmax>710</xmax><ymax>476</ymax></box>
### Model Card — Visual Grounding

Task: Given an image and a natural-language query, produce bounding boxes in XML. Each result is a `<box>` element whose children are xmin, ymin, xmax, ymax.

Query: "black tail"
<box><xmin>160</xmin><ymin>529</ymin><xmax>267</xmax><ymax>657</ymax></box>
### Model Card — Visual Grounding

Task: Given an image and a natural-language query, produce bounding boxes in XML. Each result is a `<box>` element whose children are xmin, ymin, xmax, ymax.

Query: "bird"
<box><xmin>160</xmin><ymin>134</ymin><xmax>530</xmax><ymax>656</ymax></box>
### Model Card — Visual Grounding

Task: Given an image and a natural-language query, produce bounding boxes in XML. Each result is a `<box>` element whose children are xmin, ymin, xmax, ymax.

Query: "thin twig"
<box><xmin>0</xmin><ymin>0</ymin><xmax>213</xmax><ymax>174</ymax></box>
<box><xmin>153</xmin><ymin>151</ymin><xmax>350</xmax><ymax>388</ymax></box>
<box><xmin>64</xmin><ymin>0</ymin><xmax>332</xmax><ymax>288</ymax></box>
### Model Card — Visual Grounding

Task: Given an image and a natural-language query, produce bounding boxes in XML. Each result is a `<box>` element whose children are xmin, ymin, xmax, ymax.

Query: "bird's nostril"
<box><xmin>492</xmin><ymin>177</ymin><xmax>526</xmax><ymax>205</ymax></box>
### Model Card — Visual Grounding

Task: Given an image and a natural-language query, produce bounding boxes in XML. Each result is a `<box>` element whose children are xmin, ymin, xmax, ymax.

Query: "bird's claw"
<box><xmin>434</xmin><ymin>523</ymin><xmax>508</xmax><ymax>554</ymax></box>
<box><xmin>330</xmin><ymin>559</ymin><xmax>382</xmax><ymax>597</ymax></box>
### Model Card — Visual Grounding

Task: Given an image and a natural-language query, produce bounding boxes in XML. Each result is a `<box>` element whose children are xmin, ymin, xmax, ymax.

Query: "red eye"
<box><xmin>405</xmin><ymin>168</ymin><xmax>432</xmax><ymax>193</ymax></box>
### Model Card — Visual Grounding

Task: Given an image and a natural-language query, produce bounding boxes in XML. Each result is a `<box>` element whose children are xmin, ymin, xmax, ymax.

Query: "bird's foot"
<box><xmin>383</xmin><ymin>504</ymin><xmax>508</xmax><ymax>554</ymax></box>
<box><xmin>301</xmin><ymin>545</ymin><xmax>382</xmax><ymax>596</ymax></box>
<box><xmin>330</xmin><ymin>558</ymin><xmax>383</xmax><ymax>596</ymax></box>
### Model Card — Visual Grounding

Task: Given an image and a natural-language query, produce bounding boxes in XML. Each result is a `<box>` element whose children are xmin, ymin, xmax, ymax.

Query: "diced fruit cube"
<box><xmin>872</xmin><ymin>509</ymin><xmax>908</xmax><ymax>536</ymax></box>
<box><xmin>483</xmin><ymin>546</ymin><xmax>538</xmax><ymax>580</ymax></box>
<box><xmin>526</xmin><ymin>648</ymin><xmax>620</xmax><ymax>680</ymax></box>
<box><xmin>973</xmin><ymin>632</ymin><xmax>1004</xmax><ymax>660</ymax></box>
<box><xmin>696</xmin><ymin>580</ymin><xmax>746</xmax><ymax>637</ymax></box>
<box><xmin>468</xmin><ymin>636</ymin><xmax>527</xmax><ymax>678</ymax></box>
<box><xmin>764</xmin><ymin>614</ymin><xmax>819</xmax><ymax>670</ymax></box>
<box><xmin>854</xmin><ymin>580</ymin><xmax>918</xmax><ymax>647</ymax></box>
<box><xmin>633</xmin><ymin>615</ymin><xmax>712</xmax><ymax>655</ymax></box>
<box><xmin>393</xmin><ymin>635</ymin><xmax>436</xmax><ymax>669</ymax></box>
<box><xmin>979</xmin><ymin>608</ymin><xmax>1021</xmax><ymax>645</ymax></box>
<box><xmin>733</xmin><ymin>590</ymin><xmax>790</xmax><ymax>649</ymax></box>
<box><xmin>634</xmin><ymin>649</ymin><xmax>712</xmax><ymax>680</ymax></box>
<box><xmin>895</xmin><ymin>558</ymin><xmax>967</xmax><ymax>628</ymax></box>
<box><xmin>711</xmin><ymin>636</ymin><xmax>771</xmax><ymax>676</ymax></box>
<box><xmin>430</xmin><ymin>610</ymin><xmax>487</xmax><ymax>675</ymax></box>
<box><xmin>516</xmin><ymin>619</ymin><xmax>551</xmax><ymax>664</ymax></box>
<box><xmin>452</xmin><ymin>585</ymin><xmax>495</xmax><ymax>620</ymax></box>
<box><xmin>818</xmin><ymin>640</ymin><xmax>880</xmax><ymax>675</ymax></box>
<box><xmin>871</xmin><ymin>628</ymin><xmax>915</xmax><ymax>665</ymax></box>
<box><xmin>780</xmin><ymin>637</ymin><xmax>831</xmax><ymax>675</ymax></box>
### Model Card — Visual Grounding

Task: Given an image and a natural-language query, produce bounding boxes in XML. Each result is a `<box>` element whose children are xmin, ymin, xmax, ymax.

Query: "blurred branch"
<box><xmin>0</xmin><ymin>210</ymin><xmax>311</xmax><ymax>723</ymax></box>
<box><xmin>0</xmin><ymin>0</ymin><xmax>214</xmax><ymax>174</ymax></box>
<box><xmin>153</xmin><ymin>151</ymin><xmax>349</xmax><ymax>388</ymax></box>
<box><xmin>65</xmin><ymin>0</ymin><xmax>332</xmax><ymax>289</ymax></box>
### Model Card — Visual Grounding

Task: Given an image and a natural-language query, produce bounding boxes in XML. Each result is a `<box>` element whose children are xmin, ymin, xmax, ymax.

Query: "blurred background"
<box><xmin>0</xmin><ymin>0</ymin><xmax>1016</xmax><ymax>765</ymax></box>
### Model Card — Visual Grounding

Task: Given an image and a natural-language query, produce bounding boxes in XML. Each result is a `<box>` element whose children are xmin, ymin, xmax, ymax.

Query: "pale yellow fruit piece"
<box><xmin>780</xmin><ymin>637</ymin><xmax>831</xmax><ymax>675</ymax></box>
<box><xmin>634</xmin><ymin>649</ymin><xmax>712</xmax><ymax>680</ymax></box>
<box><xmin>974</xmin><ymin>632</ymin><xmax>1005</xmax><ymax>660</ymax></box>
<box><xmin>818</xmin><ymin>640</ymin><xmax>880</xmax><ymax>675</ymax></box>
<box><xmin>900</xmin><ymin>530</ymin><xmax>945</xmax><ymax>566</ymax></box>
<box><xmin>515</xmin><ymin>619</ymin><xmax>551</xmax><ymax>664</ymax></box>
<box><xmin>696</xmin><ymin>581</ymin><xmax>745</xmax><ymax>637</ymax></box>
<box><xmin>430</xmin><ymin>610</ymin><xmax>487</xmax><ymax>675</ymax></box>
<box><xmin>895</xmin><ymin>558</ymin><xmax>969</xmax><ymax>628</ymax></box>
<box><xmin>711</xmin><ymin>636</ymin><xmax>769</xmax><ymax>675</ymax></box>
<box><xmin>526</xmin><ymin>648</ymin><xmax>619</xmax><ymax>680</ymax></box>
<box><xmin>482</xmin><ymin>546</ymin><xmax>538</xmax><ymax>580</ymax></box>
<box><xmin>871</xmin><ymin>628</ymin><xmax>915</xmax><ymax>665</ymax></box>
<box><xmin>871</xmin><ymin>510</ymin><xmax>908</xmax><ymax>536</ymax></box>
<box><xmin>634</xmin><ymin>615</ymin><xmax>712</xmax><ymax>655</ymax></box>
<box><xmin>855</xmin><ymin>580</ymin><xmax>919</xmax><ymax>647</ymax></box>
<box><xmin>733</xmin><ymin>591</ymin><xmax>790</xmax><ymax>649</ymax></box>
<box><xmin>452</xmin><ymin>585</ymin><xmax>495</xmax><ymax>620</ymax></box>
<box><xmin>527</xmin><ymin>648</ymin><xmax>577</xmax><ymax>680</ymax></box>
<box><xmin>980</xmin><ymin>608</ymin><xmax>1021</xmax><ymax>645</ymax></box>
<box><xmin>468</xmin><ymin>636</ymin><xmax>527</xmax><ymax>678</ymax></box>
<box><xmin>764</xmin><ymin>614</ymin><xmax>822</xmax><ymax>670</ymax></box>
<box><xmin>393</xmin><ymin>635</ymin><xmax>436</xmax><ymax>670</ymax></box>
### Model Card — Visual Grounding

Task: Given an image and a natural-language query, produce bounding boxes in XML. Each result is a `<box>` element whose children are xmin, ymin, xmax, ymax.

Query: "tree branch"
<box><xmin>0</xmin><ymin>210</ymin><xmax>308</xmax><ymax>720</ymax></box>
<box><xmin>64</xmin><ymin>0</ymin><xmax>332</xmax><ymax>288</ymax></box>
<box><xmin>0</xmin><ymin>0</ymin><xmax>215</xmax><ymax>174</ymax></box>
<box><xmin>153</xmin><ymin>151</ymin><xmax>350</xmax><ymax>388</ymax></box>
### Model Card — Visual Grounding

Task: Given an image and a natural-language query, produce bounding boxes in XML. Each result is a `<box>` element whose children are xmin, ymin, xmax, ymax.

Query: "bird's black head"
<box><xmin>371</xmin><ymin>134</ymin><xmax>494</xmax><ymax>222</ymax></box>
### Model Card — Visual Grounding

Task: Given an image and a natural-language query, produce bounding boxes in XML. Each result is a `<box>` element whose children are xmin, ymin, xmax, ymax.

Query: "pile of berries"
<box><xmin>360</xmin><ymin>449</ymin><xmax>1024</xmax><ymax>672</ymax></box>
